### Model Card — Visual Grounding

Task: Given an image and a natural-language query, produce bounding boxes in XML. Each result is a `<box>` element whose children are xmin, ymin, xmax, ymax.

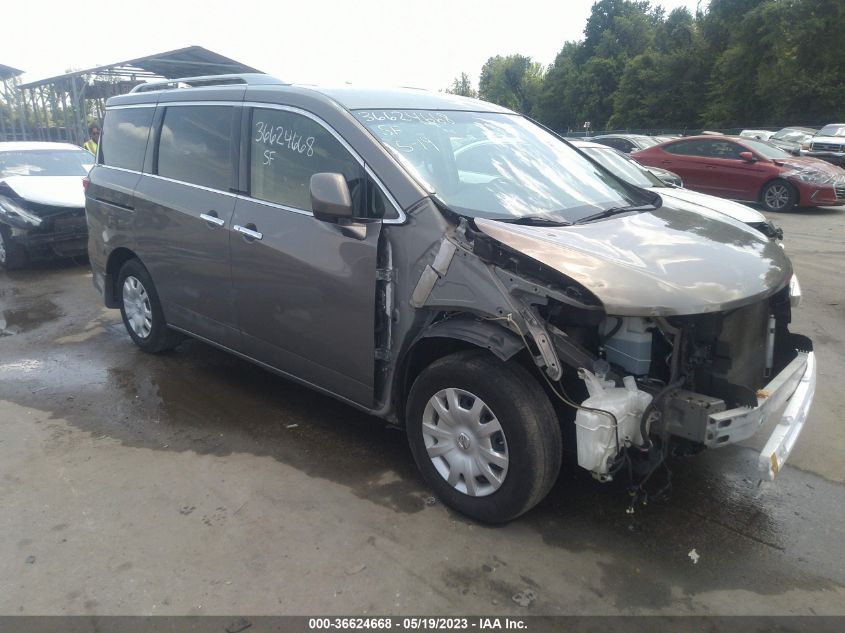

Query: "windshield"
<box><xmin>632</xmin><ymin>136</ymin><xmax>660</xmax><ymax>148</ymax></box>
<box><xmin>580</xmin><ymin>146</ymin><xmax>664</xmax><ymax>188</ymax></box>
<box><xmin>0</xmin><ymin>149</ymin><xmax>94</xmax><ymax>178</ymax></box>
<box><xmin>355</xmin><ymin>110</ymin><xmax>641</xmax><ymax>222</ymax></box>
<box><xmin>818</xmin><ymin>125</ymin><xmax>845</xmax><ymax>137</ymax></box>
<box><xmin>739</xmin><ymin>139</ymin><xmax>791</xmax><ymax>159</ymax></box>
<box><xmin>772</xmin><ymin>129</ymin><xmax>813</xmax><ymax>143</ymax></box>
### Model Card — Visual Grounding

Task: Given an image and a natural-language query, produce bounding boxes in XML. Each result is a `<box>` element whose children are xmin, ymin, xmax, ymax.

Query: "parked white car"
<box><xmin>0</xmin><ymin>141</ymin><xmax>93</xmax><ymax>269</ymax></box>
<box><xmin>740</xmin><ymin>129</ymin><xmax>775</xmax><ymax>141</ymax></box>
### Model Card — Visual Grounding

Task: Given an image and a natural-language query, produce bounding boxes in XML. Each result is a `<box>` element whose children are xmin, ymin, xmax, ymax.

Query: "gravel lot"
<box><xmin>1</xmin><ymin>205</ymin><xmax>843</xmax><ymax>616</ymax></box>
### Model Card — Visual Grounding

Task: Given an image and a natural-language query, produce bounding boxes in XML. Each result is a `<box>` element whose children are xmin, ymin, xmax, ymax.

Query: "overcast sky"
<box><xmin>5</xmin><ymin>0</ymin><xmax>703</xmax><ymax>90</ymax></box>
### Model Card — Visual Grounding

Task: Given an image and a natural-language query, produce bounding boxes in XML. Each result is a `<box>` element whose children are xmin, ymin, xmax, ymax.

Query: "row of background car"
<box><xmin>592</xmin><ymin>123</ymin><xmax>845</xmax><ymax>166</ymax></box>
<box><xmin>580</xmin><ymin>127</ymin><xmax>845</xmax><ymax>212</ymax></box>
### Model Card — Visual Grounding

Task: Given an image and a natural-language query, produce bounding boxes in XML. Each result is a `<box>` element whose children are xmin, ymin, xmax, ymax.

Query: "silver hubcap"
<box><xmin>765</xmin><ymin>184</ymin><xmax>790</xmax><ymax>209</ymax></box>
<box><xmin>122</xmin><ymin>276</ymin><xmax>153</xmax><ymax>339</ymax></box>
<box><xmin>422</xmin><ymin>388</ymin><xmax>509</xmax><ymax>497</ymax></box>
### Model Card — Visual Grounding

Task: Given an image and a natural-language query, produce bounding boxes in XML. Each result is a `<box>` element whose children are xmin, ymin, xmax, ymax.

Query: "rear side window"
<box><xmin>157</xmin><ymin>106</ymin><xmax>234</xmax><ymax>190</ymax></box>
<box><xmin>664</xmin><ymin>140</ymin><xmax>709</xmax><ymax>156</ymax></box>
<box><xmin>249</xmin><ymin>108</ymin><xmax>363</xmax><ymax>213</ymax></box>
<box><xmin>100</xmin><ymin>107</ymin><xmax>154</xmax><ymax>171</ymax></box>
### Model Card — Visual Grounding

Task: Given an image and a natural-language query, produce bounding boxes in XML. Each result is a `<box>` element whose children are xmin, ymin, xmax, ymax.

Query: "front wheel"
<box><xmin>117</xmin><ymin>259</ymin><xmax>182</xmax><ymax>353</ymax></box>
<box><xmin>0</xmin><ymin>226</ymin><xmax>27</xmax><ymax>270</ymax></box>
<box><xmin>760</xmin><ymin>179</ymin><xmax>797</xmax><ymax>212</ymax></box>
<box><xmin>406</xmin><ymin>350</ymin><xmax>562</xmax><ymax>523</ymax></box>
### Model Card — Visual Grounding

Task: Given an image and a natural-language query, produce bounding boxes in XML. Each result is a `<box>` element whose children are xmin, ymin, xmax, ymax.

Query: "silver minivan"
<box><xmin>86</xmin><ymin>74</ymin><xmax>816</xmax><ymax>522</ymax></box>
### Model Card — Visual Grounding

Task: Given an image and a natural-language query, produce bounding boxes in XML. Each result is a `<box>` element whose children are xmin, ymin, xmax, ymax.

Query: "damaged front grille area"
<box><xmin>560</xmin><ymin>286</ymin><xmax>802</xmax><ymax>454</ymax></box>
<box><xmin>646</xmin><ymin>287</ymin><xmax>804</xmax><ymax>449</ymax></box>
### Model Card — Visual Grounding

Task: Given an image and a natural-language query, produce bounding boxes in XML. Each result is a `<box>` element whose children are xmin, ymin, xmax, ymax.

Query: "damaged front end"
<box><xmin>400</xmin><ymin>200</ymin><xmax>815</xmax><ymax>485</ymax></box>
<box><xmin>0</xmin><ymin>187</ymin><xmax>88</xmax><ymax>263</ymax></box>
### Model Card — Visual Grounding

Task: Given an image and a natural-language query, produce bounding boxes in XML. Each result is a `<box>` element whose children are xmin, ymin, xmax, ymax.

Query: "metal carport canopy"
<box><xmin>0</xmin><ymin>64</ymin><xmax>24</xmax><ymax>81</ymax></box>
<box><xmin>18</xmin><ymin>45</ymin><xmax>262</xmax><ymax>88</ymax></box>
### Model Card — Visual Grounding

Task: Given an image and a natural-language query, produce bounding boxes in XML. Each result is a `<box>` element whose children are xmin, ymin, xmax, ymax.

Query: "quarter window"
<box><xmin>100</xmin><ymin>107</ymin><xmax>154</xmax><ymax>171</ymax></box>
<box><xmin>157</xmin><ymin>106</ymin><xmax>234</xmax><ymax>190</ymax></box>
<box><xmin>249</xmin><ymin>108</ymin><xmax>364</xmax><ymax>213</ymax></box>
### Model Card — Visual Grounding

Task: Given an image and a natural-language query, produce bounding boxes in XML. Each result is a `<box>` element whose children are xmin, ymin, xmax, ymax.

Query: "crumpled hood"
<box><xmin>652</xmin><ymin>187</ymin><xmax>766</xmax><ymax>223</ymax></box>
<box><xmin>475</xmin><ymin>206</ymin><xmax>792</xmax><ymax>317</ymax></box>
<box><xmin>0</xmin><ymin>176</ymin><xmax>86</xmax><ymax>210</ymax></box>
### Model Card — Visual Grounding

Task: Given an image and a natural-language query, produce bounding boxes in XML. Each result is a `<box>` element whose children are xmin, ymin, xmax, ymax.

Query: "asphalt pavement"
<box><xmin>0</xmin><ymin>205</ymin><xmax>843</xmax><ymax>616</ymax></box>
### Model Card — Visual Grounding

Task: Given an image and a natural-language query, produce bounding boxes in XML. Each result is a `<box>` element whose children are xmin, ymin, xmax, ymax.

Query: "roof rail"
<box><xmin>131</xmin><ymin>73</ymin><xmax>288</xmax><ymax>93</ymax></box>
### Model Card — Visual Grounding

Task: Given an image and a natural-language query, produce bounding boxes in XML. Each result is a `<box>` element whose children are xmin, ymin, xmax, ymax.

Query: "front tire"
<box><xmin>117</xmin><ymin>259</ymin><xmax>182</xmax><ymax>353</ymax></box>
<box><xmin>760</xmin><ymin>179</ymin><xmax>797</xmax><ymax>212</ymax></box>
<box><xmin>0</xmin><ymin>226</ymin><xmax>27</xmax><ymax>270</ymax></box>
<box><xmin>406</xmin><ymin>350</ymin><xmax>562</xmax><ymax>523</ymax></box>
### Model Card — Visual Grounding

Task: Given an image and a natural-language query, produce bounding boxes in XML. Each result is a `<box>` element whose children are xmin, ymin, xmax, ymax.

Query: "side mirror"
<box><xmin>791</xmin><ymin>148</ymin><xmax>801</xmax><ymax>156</ymax></box>
<box><xmin>310</xmin><ymin>172</ymin><xmax>353</xmax><ymax>222</ymax></box>
<box><xmin>739</xmin><ymin>151</ymin><xmax>756</xmax><ymax>162</ymax></box>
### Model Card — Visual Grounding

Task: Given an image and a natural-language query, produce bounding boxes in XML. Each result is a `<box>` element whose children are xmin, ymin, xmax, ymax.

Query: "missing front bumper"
<box><xmin>704</xmin><ymin>351</ymin><xmax>816</xmax><ymax>479</ymax></box>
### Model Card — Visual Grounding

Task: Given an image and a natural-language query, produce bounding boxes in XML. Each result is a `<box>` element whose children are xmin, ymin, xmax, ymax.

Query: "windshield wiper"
<box><xmin>496</xmin><ymin>215</ymin><xmax>571</xmax><ymax>227</ymax></box>
<box><xmin>573</xmin><ymin>204</ymin><xmax>656</xmax><ymax>225</ymax></box>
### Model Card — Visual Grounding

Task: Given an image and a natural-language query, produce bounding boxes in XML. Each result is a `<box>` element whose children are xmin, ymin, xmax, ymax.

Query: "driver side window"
<box><xmin>705</xmin><ymin>140</ymin><xmax>744</xmax><ymax>160</ymax></box>
<box><xmin>249</xmin><ymin>108</ymin><xmax>364</xmax><ymax>214</ymax></box>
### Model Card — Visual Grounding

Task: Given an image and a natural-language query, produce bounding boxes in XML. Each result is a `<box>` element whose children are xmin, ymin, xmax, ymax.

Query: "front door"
<box><xmin>229</xmin><ymin>106</ymin><xmax>380</xmax><ymax>406</ymax></box>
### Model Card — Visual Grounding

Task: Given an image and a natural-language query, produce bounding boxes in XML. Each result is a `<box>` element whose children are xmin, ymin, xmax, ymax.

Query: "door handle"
<box><xmin>234</xmin><ymin>224</ymin><xmax>263</xmax><ymax>241</ymax></box>
<box><xmin>200</xmin><ymin>211</ymin><xmax>225</xmax><ymax>227</ymax></box>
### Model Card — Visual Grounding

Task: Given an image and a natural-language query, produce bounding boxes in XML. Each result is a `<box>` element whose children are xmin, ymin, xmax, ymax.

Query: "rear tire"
<box><xmin>117</xmin><ymin>259</ymin><xmax>182</xmax><ymax>353</ymax></box>
<box><xmin>760</xmin><ymin>179</ymin><xmax>797</xmax><ymax>212</ymax></box>
<box><xmin>0</xmin><ymin>226</ymin><xmax>27</xmax><ymax>270</ymax></box>
<box><xmin>406</xmin><ymin>350</ymin><xmax>562</xmax><ymax>523</ymax></box>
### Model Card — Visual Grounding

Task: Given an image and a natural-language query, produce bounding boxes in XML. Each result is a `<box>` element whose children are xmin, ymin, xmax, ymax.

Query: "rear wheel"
<box><xmin>117</xmin><ymin>259</ymin><xmax>182</xmax><ymax>353</ymax></box>
<box><xmin>406</xmin><ymin>350</ymin><xmax>562</xmax><ymax>523</ymax></box>
<box><xmin>0</xmin><ymin>226</ymin><xmax>27</xmax><ymax>270</ymax></box>
<box><xmin>760</xmin><ymin>179</ymin><xmax>797</xmax><ymax>212</ymax></box>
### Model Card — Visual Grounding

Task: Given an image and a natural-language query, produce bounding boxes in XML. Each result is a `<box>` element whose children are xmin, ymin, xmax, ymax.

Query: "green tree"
<box><xmin>478</xmin><ymin>55</ymin><xmax>545</xmax><ymax>116</ymax></box>
<box><xmin>609</xmin><ymin>8</ymin><xmax>707</xmax><ymax>129</ymax></box>
<box><xmin>537</xmin><ymin>42</ymin><xmax>582</xmax><ymax>132</ymax></box>
<box><xmin>445</xmin><ymin>72</ymin><xmax>478</xmax><ymax>98</ymax></box>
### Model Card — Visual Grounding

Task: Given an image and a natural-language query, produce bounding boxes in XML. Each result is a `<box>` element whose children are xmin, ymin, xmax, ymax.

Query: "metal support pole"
<box><xmin>19</xmin><ymin>88</ymin><xmax>31</xmax><ymax>141</ymax></box>
<box><xmin>48</xmin><ymin>86</ymin><xmax>64</xmax><ymax>141</ymax></box>
<box><xmin>60</xmin><ymin>82</ymin><xmax>72</xmax><ymax>142</ymax></box>
<box><xmin>0</xmin><ymin>79</ymin><xmax>9</xmax><ymax>141</ymax></box>
<box><xmin>28</xmin><ymin>89</ymin><xmax>44</xmax><ymax>140</ymax></box>
<box><xmin>69</xmin><ymin>77</ymin><xmax>85</xmax><ymax>145</ymax></box>
<box><xmin>37</xmin><ymin>87</ymin><xmax>51</xmax><ymax>140</ymax></box>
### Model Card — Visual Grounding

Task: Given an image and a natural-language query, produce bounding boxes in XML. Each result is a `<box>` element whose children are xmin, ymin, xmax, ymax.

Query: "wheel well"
<box><xmin>104</xmin><ymin>247</ymin><xmax>139</xmax><ymax>307</ymax></box>
<box><xmin>397</xmin><ymin>337</ymin><xmax>480</xmax><ymax>423</ymax></box>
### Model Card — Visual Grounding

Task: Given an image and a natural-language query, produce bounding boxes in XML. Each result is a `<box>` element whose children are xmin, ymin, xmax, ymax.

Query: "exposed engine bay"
<box><xmin>400</xmin><ymin>203</ymin><xmax>815</xmax><ymax>505</ymax></box>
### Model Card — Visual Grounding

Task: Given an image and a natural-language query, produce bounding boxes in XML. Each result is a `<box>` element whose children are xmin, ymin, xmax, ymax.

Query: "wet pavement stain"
<box><xmin>524</xmin><ymin>451</ymin><xmax>844</xmax><ymax>608</ymax></box>
<box><xmin>2</xmin><ymin>330</ymin><xmax>429</xmax><ymax>516</ymax></box>
<box><xmin>0</xmin><ymin>299</ymin><xmax>62</xmax><ymax>336</ymax></box>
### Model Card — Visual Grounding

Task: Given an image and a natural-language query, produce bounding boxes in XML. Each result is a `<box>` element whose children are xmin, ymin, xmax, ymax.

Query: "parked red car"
<box><xmin>633</xmin><ymin>135</ymin><xmax>845</xmax><ymax>211</ymax></box>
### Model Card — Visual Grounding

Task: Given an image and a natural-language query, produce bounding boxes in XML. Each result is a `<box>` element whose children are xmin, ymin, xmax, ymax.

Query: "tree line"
<box><xmin>447</xmin><ymin>0</ymin><xmax>845</xmax><ymax>133</ymax></box>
